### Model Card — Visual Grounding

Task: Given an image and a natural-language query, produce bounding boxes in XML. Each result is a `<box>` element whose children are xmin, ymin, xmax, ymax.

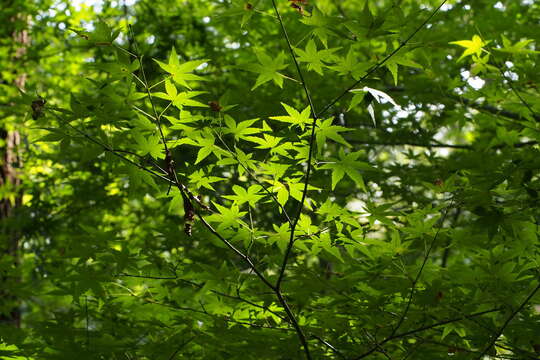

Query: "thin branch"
<box><xmin>317</xmin><ymin>0</ymin><xmax>449</xmax><ymax>118</ymax></box>
<box><xmin>116</xmin><ymin>273</ymin><xmax>178</xmax><ymax>280</ymax></box>
<box><xmin>385</xmin><ymin>85</ymin><xmax>540</xmax><ymax>124</ymax></box>
<box><xmin>271</xmin><ymin>0</ymin><xmax>318</xmax><ymax>293</ymax></box>
<box><xmin>167</xmin><ymin>336</ymin><xmax>195</xmax><ymax>360</ymax></box>
<box><xmin>351</xmin><ymin>197</ymin><xmax>457</xmax><ymax>360</ymax></box>
<box><xmin>394</xmin><ymin>307</ymin><xmax>502</xmax><ymax>340</ymax></box>
<box><xmin>347</xmin><ymin>140</ymin><xmax>471</xmax><ymax>149</ymax></box>
<box><xmin>311</xmin><ymin>335</ymin><xmax>347</xmax><ymax>359</ymax></box>
<box><xmin>389</xmin><ymin>198</ymin><xmax>455</xmax><ymax>337</ymax></box>
<box><xmin>143</xmin><ymin>297</ymin><xmax>293</xmax><ymax>332</ymax></box>
<box><xmin>47</xmin><ymin>108</ymin><xmax>172</xmax><ymax>184</ymax></box>
<box><xmin>351</xmin><ymin>306</ymin><xmax>502</xmax><ymax>359</ymax></box>
<box><xmin>211</xmin><ymin>127</ymin><xmax>293</xmax><ymax>226</ymax></box>
<box><xmin>476</xmin><ymin>28</ymin><xmax>539</xmax><ymax>121</ymax></box>
<box><xmin>195</xmin><ymin>213</ymin><xmax>276</xmax><ymax>290</ymax></box>
<box><xmin>117</xmin><ymin>272</ymin><xmax>287</xmax><ymax>322</ymax></box>
<box><xmin>475</xmin><ymin>282</ymin><xmax>540</xmax><ymax>360</ymax></box>
<box><xmin>447</xmin><ymin>93</ymin><xmax>540</xmax><ymax>123</ymax></box>
<box><xmin>128</xmin><ymin>25</ymin><xmax>169</xmax><ymax>154</ymax></box>
<box><xmin>441</xmin><ymin>208</ymin><xmax>461</xmax><ymax>268</ymax></box>
<box><xmin>271</xmin><ymin>1</ymin><xmax>319</xmax><ymax>359</ymax></box>
<box><xmin>275</xmin><ymin>291</ymin><xmax>312</xmax><ymax>359</ymax></box>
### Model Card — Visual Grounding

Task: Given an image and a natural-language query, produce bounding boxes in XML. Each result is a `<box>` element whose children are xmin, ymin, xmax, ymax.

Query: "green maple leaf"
<box><xmin>496</xmin><ymin>35</ymin><xmax>539</xmax><ymax>55</ymax></box>
<box><xmin>294</xmin><ymin>39</ymin><xmax>340</xmax><ymax>75</ymax></box>
<box><xmin>385</xmin><ymin>56</ymin><xmax>423</xmax><ymax>85</ymax></box>
<box><xmin>315</xmin><ymin>117</ymin><xmax>351</xmax><ymax>154</ymax></box>
<box><xmin>189</xmin><ymin>169</ymin><xmax>224</xmax><ymax>190</ymax></box>
<box><xmin>234</xmin><ymin>147</ymin><xmax>257</xmax><ymax>175</ymax></box>
<box><xmin>328</xmin><ymin>48</ymin><xmax>370</xmax><ymax>80</ymax></box>
<box><xmin>319</xmin><ymin>148</ymin><xmax>376</xmax><ymax>190</ymax></box>
<box><xmin>269</xmin><ymin>103</ymin><xmax>312</xmax><ymax>130</ymax></box>
<box><xmin>268</xmin><ymin>222</ymin><xmax>291</xmax><ymax>252</ymax></box>
<box><xmin>300</xmin><ymin>8</ymin><xmax>338</xmax><ymax>47</ymax></box>
<box><xmin>133</xmin><ymin>132</ymin><xmax>164</xmax><ymax>159</ymax></box>
<box><xmin>245</xmin><ymin>51</ymin><xmax>288</xmax><ymax>90</ymax></box>
<box><xmin>208</xmin><ymin>203</ymin><xmax>247</xmax><ymax>231</ymax></box>
<box><xmin>450</xmin><ymin>35</ymin><xmax>490</xmax><ymax>62</ymax></box>
<box><xmin>244</xmin><ymin>134</ymin><xmax>293</xmax><ymax>157</ymax></box>
<box><xmin>222</xmin><ymin>185</ymin><xmax>264</xmax><ymax>207</ymax></box>
<box><xmin>222</xmin><ymin>115</ymin><xmax>261</xmax><ymax>141</ymax></box>
<box><xmin>154</xmin><ymin>47</ymin><xmax>208</xmax><ymax>89</ymax></box>
<box><xmin>177</xmin><ymin>132</ymin><xmax>228</xmax><ymax>164</ymax></box>
<box><xmin>153</xmin><ymin>79</ymin><xmax>208</xmax><ymax>109</ymax></box>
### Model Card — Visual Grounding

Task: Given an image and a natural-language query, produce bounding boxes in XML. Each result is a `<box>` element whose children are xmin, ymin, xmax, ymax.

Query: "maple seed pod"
<box><xmin>184</xmin><ymin>199</ymin><xmax>195</xmax><ymax>222</ymax></box>
<box><xmin>184</xmin><ymin>223</ymin><xmax>192</xmax><ymax>237</ymax></box>
<box><xmin>183</xmin><ymin>202</ymin><xmax>195</xmax><ymax>237</ymax></box>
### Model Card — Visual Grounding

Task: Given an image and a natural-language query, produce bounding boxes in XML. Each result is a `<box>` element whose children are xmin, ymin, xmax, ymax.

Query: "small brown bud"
<box><xmin>31</xmin><ymin>98</ymin><xmax>46</xmax><ymax>120</ymax></box>
<box><xmin>208</xmin><ymin>100</ymin><xmax>222</xmax><ymax>112</ymax></box>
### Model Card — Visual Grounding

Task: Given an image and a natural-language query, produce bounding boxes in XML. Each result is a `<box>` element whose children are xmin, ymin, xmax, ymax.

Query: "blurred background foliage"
<box><xmin>1</xmin><ymin>0</ymin><xmax>540</xmax><ymax>359</ymax></box>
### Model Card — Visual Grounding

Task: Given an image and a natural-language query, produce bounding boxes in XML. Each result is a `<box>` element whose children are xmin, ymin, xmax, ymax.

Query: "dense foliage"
<box><xmin>1</xmin><ymin>0</ymin><xmax>540</xmax><ymax>359</ymax></box>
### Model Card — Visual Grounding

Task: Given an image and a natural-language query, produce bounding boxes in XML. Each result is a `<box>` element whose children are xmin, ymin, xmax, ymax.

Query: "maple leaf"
<box><xmin>319</xmin><ymin>149</ymin><xmax>376</xmax><ymax>190</ymax></box>
<box><xmin>384</xmin><ymin>55</ymin><xmax>423</xmax><ymax>86</ymax></box>
<box><xmin>269</xmin><ymin>103</ymin><xmax>312</xmax><ymax>130</ymax></box>
<box><xmin>244</xmin><ymin>134</ymin><xmax>294</xmax><ymax>157</ymax></box>
<box><xmin>294</xmin><ymin>39</ymin><xmax>340</xmax><ymax>75</ymax></box>
<box><xmin>315</xmin><ymin>117</ymin><xmax>351</xmax><ymax>154</ymax></box>
<box><xmin>154</xmin><ymin>47</ymin><xmax>208</xmax><ymax>89</ymax></box>
<box><xmin>328</xmin><ymin>48</ymin><xmax>370</xmax><ymax>80</ymax></box>
<box><xmin>450</xmin><ymin>35</ymin><xmax>490</xmax><ymax>62</ymax></box>
<box><xmin>152</xmin><ymin>79</ymin><xmax>208</xmax><ymax>109</ymax></box>
<box><xmin>222</xmin><ymin>115</ymin><xmax>261</xmax><ymax>141</ymax></box>
<box><xmin>133</xmin><ymin>132</ymin><xmax>164</xmax><ymax>159</ymax></box>
<box><xmin>245</xmin><ymin>51</ymin><xmax>288</xmax><ymax>90</ymax></box>
<box><xmin>222</xmin><ymin>185</ymin><xmax>264</xmax><ymax>207</ymax></box>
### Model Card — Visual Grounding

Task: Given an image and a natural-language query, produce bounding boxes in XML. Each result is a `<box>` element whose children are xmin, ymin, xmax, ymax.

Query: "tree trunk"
<box><xmin>0</xmin><ymin>14</ymin><xmax>28</xmax><ymax>329</ymax></box>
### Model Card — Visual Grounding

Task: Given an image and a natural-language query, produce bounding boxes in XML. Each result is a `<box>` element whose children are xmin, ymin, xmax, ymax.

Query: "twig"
<box><xmin>271</xmin><ymin>1</ymin><xmax>319</xmax><ymax>358</ymax></box>
<box><xmin>389</xmin><ymin>197</ymin><xmax>455</xmax><ymax>337</ymax></box>
<box><xmin>211</xmin><ymin>127</ymin><xmax>293</xmax><ymax>226</ymax></box>
<box><xmin>351</xmin><ymin>197</ymin><xmax>458</xmax><ymax>360</ymax></box>
<box><xmin>475</xmin><ymin>282</ymin><xmax>540</xmax><ymax>360</ymax></box>
<box><xmin>117</xmin><ymin>272</ymin><xmax>288</xmax><ymax>322</ymax></box>
<box><xmin>47</xmin><ymin>108</ymin><xmax>173</xmax><ymax>184</ymax></box>
<box><xmin>311</xmin><ymin>335</ymin><xmax>347</xmax><ymax>359</ymax></box>
<box><xmin>351</xmin><ymin>306</ymin><xmax>502</xmax><ymax>359</ymax></box>
<box><xmin>317</xmin><ymin>0</ymin><xmax>449</xmax><ymax>118</ymax></box>
<box><xmin>447</xmin><ymin>93</ymin><xmax>540</xmax><ymax>123</ymax></box>
<box><xmin>128</xmin><ymin>25</ymin><xmax>169</xmax><ymax>154</ymax></box>
<box><xmin>271</xmin><ymin>0</ymin><xmax>318</xmax><ymax>288</ymax></box>
<box><xmin>474</xmin><ymin>25</ymin><xmax>539</xmax><ymax>122</ymax></box>
<box><xmin>167</xmin><ymin>336</ymin><xmax>195</xmax><ymax>360</ymax></box>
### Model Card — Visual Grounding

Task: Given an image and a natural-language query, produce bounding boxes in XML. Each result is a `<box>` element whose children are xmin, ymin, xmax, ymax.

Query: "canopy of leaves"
<box><xmin>1</xmin><ymin>0</ymin><xmax>540</xmax><ymax>359</ymax></box>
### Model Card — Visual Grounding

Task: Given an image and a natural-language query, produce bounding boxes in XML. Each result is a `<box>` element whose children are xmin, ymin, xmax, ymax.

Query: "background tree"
<box><xmin>1</xmin><ymin>0</ymin><xmax>539</xmax><ymax>359</ymax></box>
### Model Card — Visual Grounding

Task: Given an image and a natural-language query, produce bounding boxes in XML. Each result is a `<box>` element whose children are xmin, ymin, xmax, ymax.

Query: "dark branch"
<box><xmin>475</xmin><ymin>282</ymin><xmax>540</xmax><ymax>360</ymax></box>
